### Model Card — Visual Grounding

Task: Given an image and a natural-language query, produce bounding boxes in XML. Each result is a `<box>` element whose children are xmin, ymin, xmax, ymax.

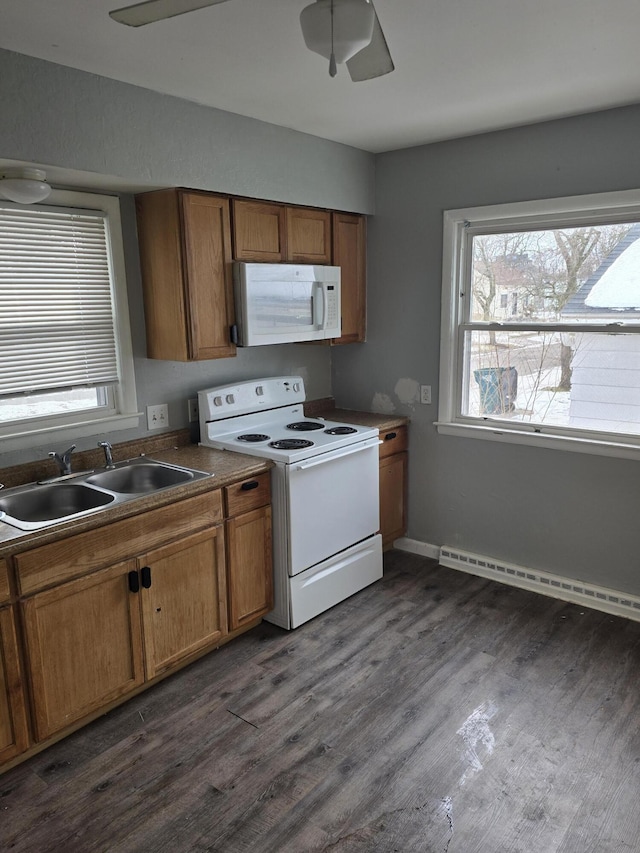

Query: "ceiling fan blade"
<box><xmin>109</xmin><ymin>0</ymin><xmax>232</xmax><ymax>27</ymax></box>
<box><xmin>346</xmin><ymin>4</ymin><xmax>394</xmax><ymax>81</ymax></box>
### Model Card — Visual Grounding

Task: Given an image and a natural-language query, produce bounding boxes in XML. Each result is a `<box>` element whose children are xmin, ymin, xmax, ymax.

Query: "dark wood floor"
<box><xmin>3</xmin><ymin>550</ymin><xmax>640</xmax><ymax>852</ymax></box>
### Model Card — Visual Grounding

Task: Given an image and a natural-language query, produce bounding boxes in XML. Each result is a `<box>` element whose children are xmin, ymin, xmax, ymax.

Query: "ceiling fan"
<box><xmin>109</xmin><ymin>0</ymin><xmax>394</xmax><ymax>81</ymax></box>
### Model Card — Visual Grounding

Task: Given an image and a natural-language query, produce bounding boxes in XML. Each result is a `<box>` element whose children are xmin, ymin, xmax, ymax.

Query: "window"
<box><xmin>0</xmin><ymin>189</ymin><xmax>139</xmax><ymax>451</ymax></box>
<box><xmin>439</xmin><ymin>189</ymin><xmax>640</xmax><ymax>458</ymax></box>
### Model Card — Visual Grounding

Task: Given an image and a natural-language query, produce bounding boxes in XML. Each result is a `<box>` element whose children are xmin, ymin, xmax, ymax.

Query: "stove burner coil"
<box><xmin>324</xmin><ymin>426</ymin><xmax>358</xmax><ymax>435</ymax></box>
<box><xmin>286</xmin><ymin>421</ymin><xmax>325</xmax><ymax>431</ymax></box>
<box><xmin>237</xmin><ymin>433</ymin><xmax>270</xmax><ymax>442</ymax></box>
<box><xmin>269</xmin><ymin>438</ymin><xmax>314</xmax><ymax>450</ymax></box>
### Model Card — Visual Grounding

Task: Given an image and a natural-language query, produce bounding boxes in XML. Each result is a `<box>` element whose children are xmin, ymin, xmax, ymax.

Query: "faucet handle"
<box><xmin>48</xmin><ymin>444</ymin><xmax>76</xmax><ymax>475</ymax></box>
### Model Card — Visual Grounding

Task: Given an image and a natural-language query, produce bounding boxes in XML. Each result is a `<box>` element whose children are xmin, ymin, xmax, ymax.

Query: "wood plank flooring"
<box><xmin>3</xmin><ymin>550</ymin><xmax>640</xmax><ymax>852</ymax></box>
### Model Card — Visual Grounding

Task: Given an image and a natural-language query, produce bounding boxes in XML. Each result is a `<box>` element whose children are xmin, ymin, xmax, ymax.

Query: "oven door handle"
<box><xmin>292</xmin><ymin>437</ymin><xmax>382</xmax><ymax>470</ymax></box>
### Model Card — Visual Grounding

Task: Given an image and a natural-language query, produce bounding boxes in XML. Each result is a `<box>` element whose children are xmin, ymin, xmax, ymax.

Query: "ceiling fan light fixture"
<box><xmin>0</xmin><ymin>168</ymin><xmax>52</xmax><ymax>204</ymax></box>
<box><xmin>300</xmin><ymin>0</ymin><xmax>375</xmax><ymax>66</ymax></box>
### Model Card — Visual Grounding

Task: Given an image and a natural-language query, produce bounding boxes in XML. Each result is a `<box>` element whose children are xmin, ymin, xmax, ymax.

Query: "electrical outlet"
<box><xmin>420</xmin><ymin>385</ymin><xmax>432</xmax><ymax>405</ymax></box>
<box><xmin>147</xmin><ymin>403</ymin><xmax>169</xmax><ymax>430</ymax></box>
<box><xmin>188</xmin><ymin>398</ymin><xmax>198</xmax><ymax>423</ymax></box>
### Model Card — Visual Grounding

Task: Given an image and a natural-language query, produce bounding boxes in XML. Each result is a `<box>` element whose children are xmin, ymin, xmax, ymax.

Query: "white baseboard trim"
<box><xmin>439</xmin><ymin>544</ymin><xmax>640</xmax><ymax>623</ymax></box>
<box><xmin>393</xmin><ymin>537</ymin><xmax>440</xmax><ymax>560</ymax></box>
<box><xmin>393</xmin><ymin>537</ymin><xmax>640</xmax><ymax>623</ymax></box>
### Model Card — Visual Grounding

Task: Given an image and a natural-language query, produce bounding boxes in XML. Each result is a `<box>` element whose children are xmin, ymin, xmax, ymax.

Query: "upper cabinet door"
<box><xmin>181</xmin><ymin>193</ymin><xmax>236</xmax><ymax>360</ymax></box>
<box><xmin>286</xmin><ymin>207</ymin><xmax>332</xmax><ymax>263</ymax></box>
<box><xmin>332</xmin><ymin>212</ymin><xmax>367</xmax><ymax>344</ymax></box>
<box><xmin>232</xmin><ymin>200</ymin><xmax>286</xmax><ymax>262</ymax></box>
<box><xmin>136</xmin><ymin>189</ymin><xmax>236</xmax><ymax>361</ymax></box>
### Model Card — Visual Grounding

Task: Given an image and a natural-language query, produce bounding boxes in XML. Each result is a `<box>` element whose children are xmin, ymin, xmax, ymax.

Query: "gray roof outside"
<box><xmin>562</xmin><ymin>223</ymin><xmax>640</xmax><ymax>317</ymax></box>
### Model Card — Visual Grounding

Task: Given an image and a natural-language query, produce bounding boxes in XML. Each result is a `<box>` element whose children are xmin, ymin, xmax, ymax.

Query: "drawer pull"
<box><xmin>140</xmin><ymin>566</ymin><xmax>152</xmax><ymax>589</ymax></box>
<box><xmin>384</xmin><ymin>432</ymin><xmax>397</xmax><ymax>441</ymax></box>
<box><xmin>128</xmin><ymin>571</ymin><xmax>140</xmax><ymax>593</ymax></box>
<box><xmin>240</xmin><ymin>481</ymin><xmax>260</xmax><ymax>491</ymax></box>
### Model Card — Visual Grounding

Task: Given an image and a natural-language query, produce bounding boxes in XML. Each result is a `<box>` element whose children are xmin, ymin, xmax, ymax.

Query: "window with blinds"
<box><xmin>0</xmin><ymin>189</ymin><xmax>137</xmax><ymax>446</ymax></box>
<box><xmin>0</xmin><ymin>205</ymin><xmax>119</xmax><ymax>398</ymax></box>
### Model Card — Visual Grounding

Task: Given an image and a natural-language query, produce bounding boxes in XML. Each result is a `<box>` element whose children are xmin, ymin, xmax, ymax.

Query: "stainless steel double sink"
<box><xmin>0</xmin><ymin>457</ymin><xmax>213</xmax><ymax>532</ymax></box>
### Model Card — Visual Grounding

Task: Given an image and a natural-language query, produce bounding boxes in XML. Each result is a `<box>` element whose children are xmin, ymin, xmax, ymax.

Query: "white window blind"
<box><xmin>0</xmin><ymin>204</ymin><xmax>119</xmax><ymax>397</ymax></box>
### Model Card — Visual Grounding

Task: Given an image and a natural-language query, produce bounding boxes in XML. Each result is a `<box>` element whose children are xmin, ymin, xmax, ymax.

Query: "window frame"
<box><xmin>0</xmin><ymin>188</ymin><xmax>140</xmax><ymax>451</ymax></box>
<box><xmin>438</xmin><ymin>188</ymin><xmax>640</xmax><ymax>460</ymax></box>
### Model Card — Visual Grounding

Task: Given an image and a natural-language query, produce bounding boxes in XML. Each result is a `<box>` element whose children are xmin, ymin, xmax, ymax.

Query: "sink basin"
<box><xmin>0</xmin><ymin>482</ymin><xmax>114</xmax><ymax>529</ymax></box>
<box><xmin>85</xmin><ymin>460</ymin><xmax>198</xmax><ymax>494</ymax></box>
<box><xmin>0</xmin><ymin>456</ymin><xmax>212</xmax><ymax>533</ymax></box>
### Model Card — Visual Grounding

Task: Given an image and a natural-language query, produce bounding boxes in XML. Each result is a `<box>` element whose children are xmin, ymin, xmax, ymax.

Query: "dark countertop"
<box><xmin>309</xmin><ymin>407</ymin><xmax>409</xmax><ymax>434</ymax></box>
<box><xmin>0</xmin><ymin>445</ymin><xmax>272</xmax><ymax>557</ymax></box>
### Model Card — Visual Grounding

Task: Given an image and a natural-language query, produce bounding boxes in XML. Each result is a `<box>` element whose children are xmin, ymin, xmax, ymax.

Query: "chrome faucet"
<box><xmin>48</xmin><ymin>444</ymin><xmax>76</xmax><ymax>476</ymax></box>
<box><xmin>98</xmin><ymin>441</ymin><xmax>115</xmax><ymax>468</ymax></box>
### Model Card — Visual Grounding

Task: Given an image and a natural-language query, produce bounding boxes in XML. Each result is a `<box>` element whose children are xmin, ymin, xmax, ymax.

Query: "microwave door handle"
<box><xmin>313</xmin><ymin>281</ymin><xmax>325</xmax><ymax>328</ymax></box>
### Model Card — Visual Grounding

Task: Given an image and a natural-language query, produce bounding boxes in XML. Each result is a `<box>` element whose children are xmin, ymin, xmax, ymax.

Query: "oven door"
<box><xmin>286</xmin><ymin>438</ymin><xmax>380</xmax><ymax>576</ymax></box>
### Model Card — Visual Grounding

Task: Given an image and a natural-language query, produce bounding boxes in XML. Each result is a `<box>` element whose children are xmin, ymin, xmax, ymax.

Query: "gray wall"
<box><xmin>333</xmin><ymin>104</ymin><xmax>640</xmax><ymax>597</ymax></box>
<box><xmin>0</xmin><ymin>49</ymin><xmax>375</xmax><ymax>467</ymax></box>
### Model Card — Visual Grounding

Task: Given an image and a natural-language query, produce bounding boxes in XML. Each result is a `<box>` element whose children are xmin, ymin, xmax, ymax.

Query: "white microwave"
<box><xmin>232</xmin><ymin>262</ymin><xmax>341</xmax><ymax>346</ymax></box>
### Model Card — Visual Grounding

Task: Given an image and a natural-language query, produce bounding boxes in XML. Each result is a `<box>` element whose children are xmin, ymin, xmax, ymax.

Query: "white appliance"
<box><xmin>232</xmin><ymin>263</ymin><xmax>341</xmax><ymax>346</ymax></box>
<box><xmin>198</xmin><ymin>376</ymin><xmax>383</xmax><ymax>629</ymax></box>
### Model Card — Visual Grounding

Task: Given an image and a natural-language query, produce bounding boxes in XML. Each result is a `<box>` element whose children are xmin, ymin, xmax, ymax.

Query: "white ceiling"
<box><xmin>3</xmin><ymin>0</ymin><xmax>640</xmax><ymax>153</ymax></box>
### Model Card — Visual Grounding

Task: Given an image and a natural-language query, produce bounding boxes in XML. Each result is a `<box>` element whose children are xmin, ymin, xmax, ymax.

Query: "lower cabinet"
<box><xmin>22</xmin><ymin>560</ymin><xmax>146</xmax><ymax>741</ymax></box>
<box><xmin>1</xmin><ymin>476</ymin><xmax>274</xmax><ymax>768</ymax></box>
<box><xmin>21</xmin><ymin>526</ymin><xmax>227</xmax><ymax>742</ymax></box>
<box><xmin>0</xmin><ymin>605</ymin><xmax>30</xmax><ymax>762</ymax></box>
<box><xmin>226</xmin><ymin>506</ymin><xmax>273</xmax><ymax>630</ymax></box>
<box><xmin>379</xmin><ymin>425</ymin><xmax>408</xmax><ymax>549</ymax></box>
<box><xmin>224</xmin><ymin>473</ymin><xmax>273</xmax><ymax>631</ymax></box>
<box><xmin>139</xmin><ymin>527</ymin><xmax>227</xmax><ymax>678</ymax></box>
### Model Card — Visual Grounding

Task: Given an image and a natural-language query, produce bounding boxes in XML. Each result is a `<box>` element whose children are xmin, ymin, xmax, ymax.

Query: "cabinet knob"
<box><xmin>384</xmin><ymin>432</ymin><xmax>397</xmax><ymax>441</ymax></box>
<box><xmin>140</xmin><ymin>566</ymin><xmax>152</xmax><ymax>589</ymax></box>
<box><xmin>128</xmin><ymin>571</ymin><xmax>140</xmax><ymax>593</ymax></box>
<box><xmin>241</xmin><ymin>480</ymin><xmax>260</xmax><ymax>491</ymax></box>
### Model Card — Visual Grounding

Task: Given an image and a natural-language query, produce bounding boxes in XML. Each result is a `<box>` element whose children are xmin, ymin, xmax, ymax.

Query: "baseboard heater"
<box><xmin>439</xmin><ymin>545</ymin><xmax>640</xmax><ymax>623</ymax></box>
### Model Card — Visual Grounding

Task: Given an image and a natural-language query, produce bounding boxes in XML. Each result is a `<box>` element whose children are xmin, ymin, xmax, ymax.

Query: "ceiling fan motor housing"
<box><xmin>300</xmin><ymin>0</ymin><xmax>375</xmax><ymax>65</ymax></box>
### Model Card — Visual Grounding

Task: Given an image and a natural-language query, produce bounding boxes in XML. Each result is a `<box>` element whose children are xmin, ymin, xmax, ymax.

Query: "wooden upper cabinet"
<box><xmin>332</xmin><ymin>212</ymin><xmax>366</xmax><ymax>344</ymax></box>
<box><xmin>232</xmin><ymin>199</ymin><xmax>331</xmax><ymax>263</ymax></box>
<box><xmin>232</xmin><ymin>200</ymin><xmax>286</xmax><ymax>262</ymax></box>
<box><xmin>286</xmin><ymin>207</ymin><xmax>332</xmax><ymax>263</ymax></box>
<box><xmin>135</xmin><ymin>189</ymin><xmax>236</xmax><ymax>361</ymax></box>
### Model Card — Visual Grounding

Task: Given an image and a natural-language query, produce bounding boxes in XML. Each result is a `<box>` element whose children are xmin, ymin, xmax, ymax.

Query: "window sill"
<box><xmin>435</xmin><ymin>420</ymin><xmax>640</xmax><ymax>461</ymax></box>
<box><xmin>0</xmin><ymin>412</ymin><xmax>143</xmax><ymax>453</ymax></box>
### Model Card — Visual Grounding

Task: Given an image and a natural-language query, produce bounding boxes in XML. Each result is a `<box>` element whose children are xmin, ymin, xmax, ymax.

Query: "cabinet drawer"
<box><xmin>0</xmin><ymin>559</ymin><xmax>9</xmax><ymax>604</ymax></box>
<box><xmin>224</xmin><ymin>473</ymin><xmax>271</xmax><ymax>517</ymax></box>
<box><xmin>16</xmin><ymin>490</ymin><xmax>223</xmax><ymax>595</ymax></box>
<box><xmin>379</xmin><ymin>425</ymin><xmax>408</xmax><ymax>458</ymax></box>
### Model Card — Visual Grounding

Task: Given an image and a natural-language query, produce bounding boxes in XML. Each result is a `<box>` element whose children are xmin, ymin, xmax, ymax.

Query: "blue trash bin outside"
<box><xmin>474</xmin><ymin>367</ymin><xmax>517</xmax><ymax>414</ymax></box>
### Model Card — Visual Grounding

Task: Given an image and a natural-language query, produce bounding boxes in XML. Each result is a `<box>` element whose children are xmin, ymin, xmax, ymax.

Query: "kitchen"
<box><xmin>3</xmin><ymin>1</ymin><xmax>640</xmax><ymax>848</ymax></box>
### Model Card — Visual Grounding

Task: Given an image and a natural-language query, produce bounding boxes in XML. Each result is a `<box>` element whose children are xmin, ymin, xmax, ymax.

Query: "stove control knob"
<box><xmin>293</xmin><ymin>382</ymin><xmax>300</xmax><ymax>392</ymax></box>
<box><xmin>256</xmin><ymin>386</ymin><xmax>264</xmax><ymax>396</ymax></box>
<box><xmin>213</xmin><ymin>396</ymin><xmax>223</xmax><ymax>407</ymax></box>
<box><xmin>226</xmin><ymin>394</ymin><xmax>235</xmax><ymax>404</ymax></box>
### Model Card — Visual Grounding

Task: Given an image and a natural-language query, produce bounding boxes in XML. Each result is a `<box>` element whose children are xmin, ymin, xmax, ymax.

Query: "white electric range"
<box><xmin>198</xmin><ymin>376</ymin><xmax>383</xmax><ymax>629</ymax></box>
